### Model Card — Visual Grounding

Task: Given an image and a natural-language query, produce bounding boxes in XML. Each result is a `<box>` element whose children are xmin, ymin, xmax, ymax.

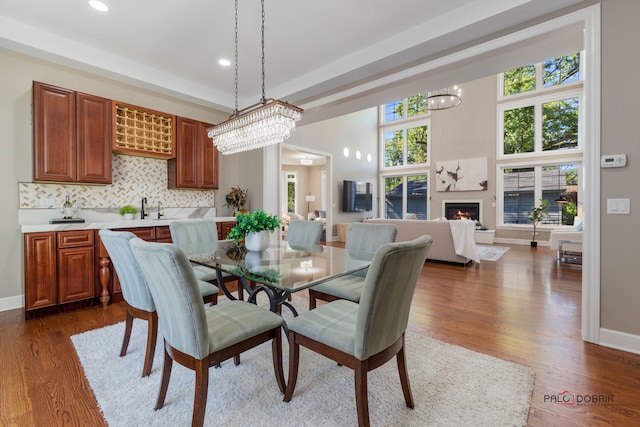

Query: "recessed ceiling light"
<box><xmin>89</xmin><ymin>0</ymin><xmax>109</xmax><ymax>12</ymax></box>
<box><xmin>218</xmin><ymin>59</ymin><xmax>231</xmax><ymax>67</ymax></box>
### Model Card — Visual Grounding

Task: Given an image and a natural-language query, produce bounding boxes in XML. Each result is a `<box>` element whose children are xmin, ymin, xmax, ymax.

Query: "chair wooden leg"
<box><xmin>119</xmin><ymin>309</ymin><xmax>134</xmax><ymax>357</ymax></box>
<box><xmin>396</xmin><ymin>339</ymin><xmax>414</xmax><ymax>408</ymax></box>
<box><xmin>237</xmin><ymin>279</ymin><xmax>244</xmax><ymax>300</ymax></box>
<box><xmin>202</xmin><ymin>294</ymin><xmax>215</xmax><ymax>306</ymax></box>
<box><xmin>155</xmin><ymin>346</ymin><xmax>173</xmax><ymax>410</ymax></box>
<box><xmin>283</xmin><ymin>331</ymin><xmax>300</xmax><ymax>402</ymax></box>
<box><xmin>233</xmin><ymin>354</ymin><xmax>241</xmax><ymax>366</ymax></box>
<box><xmin>271</xmin><ymin>328</ymin><xmax>285</xmax><ymax>393</ymax></box>
<box><xmin>308</xmin><ymin>291</ymin><xmax>317</xmax><ymax>310</ymax></box>
<box><xmin>192</xmin><ymin>358</ymin><xmax>209</xmax><ymax>427</ymax></box>
<box><xmin>355</xmin><ymin>360</ymin><xmax>370</xmax><ymax>427</ymax></box>
<box><xmin>142</xmin><ymin>311</ymin><xmax>158</xmax><ymax>377</ymax></box>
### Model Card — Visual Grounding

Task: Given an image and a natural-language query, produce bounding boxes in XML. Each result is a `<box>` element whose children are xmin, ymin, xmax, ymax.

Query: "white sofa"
<box><xmin>363</xmin><ymin>218</ymin><xmax>479</xmax><ymax>264</ymax></box>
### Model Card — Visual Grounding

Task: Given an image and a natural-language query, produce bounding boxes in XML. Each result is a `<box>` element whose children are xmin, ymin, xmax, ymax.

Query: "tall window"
<box><xmin>500</xmin><ymin>52</ymin><xmax>582</xmax><ymax>156</ymax></box>
<box><xmin>384</xmin><ymin>175</ymin><xmax>428</xmax><ymax>219</ymax></box>
<box><xmin>380</xmin><ymin>94</ymin><xmax>430</xmax><ymax>218</ymax></box>
<box><xmin>286</xmin><ymin>172</ymin><xmax>296</xmax><ymax>213</ymax></box>
<box><xmin>501</xmin><ymin>162</ymin><xmax>580</xmax><ymax>226</ymax></box>
<box><xmin>498</xmin><ymin>52</ymin><xmax>583</xmax><ymax>228</ymax></box>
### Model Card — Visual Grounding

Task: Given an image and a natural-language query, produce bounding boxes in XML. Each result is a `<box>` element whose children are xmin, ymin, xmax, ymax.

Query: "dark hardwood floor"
<box><xmin>2</xmin><ymin>243</ymin><xmax>640</xmax><ymax>426</ymax></box>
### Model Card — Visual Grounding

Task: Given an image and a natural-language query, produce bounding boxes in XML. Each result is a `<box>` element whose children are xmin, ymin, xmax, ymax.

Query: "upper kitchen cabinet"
<box><xmin>167</xmin><ymin>117</ymin><xmax>219</xmax><ymax>189</ymax></box>
<box><xmin>32</xmin><ymin>81</ymin><xmax>112</xmax><ymax>184</ymax></box>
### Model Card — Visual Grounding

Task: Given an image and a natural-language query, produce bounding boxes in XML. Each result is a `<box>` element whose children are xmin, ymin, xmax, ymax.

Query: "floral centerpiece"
<box><xmin>227</xmin><ymin>209</ymin><xmax>281</xmax><ymax>251</ymax></box>
<box><xmin>224</xmin><ymin>186</ymin><xmax>248</xmax><ymax>213</ymax></box>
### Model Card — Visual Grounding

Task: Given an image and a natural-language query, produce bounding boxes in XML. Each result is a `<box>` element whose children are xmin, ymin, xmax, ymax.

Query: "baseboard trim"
<box><xmin>494</xmin><ymin>237</ymin><xmax>551</xmax><ymax>247</ymax></box>
<box><xmin>599</xmin><ymin>328</ymin><xmax>640</xmax><ymax>355</ymax></box>
<box><xmin>0</xmin><ymin>294</ymin><xmax>24</xmax><ymax>312</ymax></box>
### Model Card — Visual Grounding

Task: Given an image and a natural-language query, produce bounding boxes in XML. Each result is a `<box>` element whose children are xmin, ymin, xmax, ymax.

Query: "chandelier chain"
<box><xmin>261</xmin><ymin>0</ymin><xmax>266</xmax><ymax>102</ymax></box>
<box><xmin>208</xmin><ymin>0</ymin><xmax>303</xmax><ymax>155</ymax></box>
<box><xmin>234</xmin><ymin>0</ymin><xmax>239</xmax><ymax>113</ymax></box>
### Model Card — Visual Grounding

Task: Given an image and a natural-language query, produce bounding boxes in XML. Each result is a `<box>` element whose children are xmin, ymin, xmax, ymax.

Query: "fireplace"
<box><xmin>443</xmin><ymin>200</ymin><xmax>482</xmax><ymax>222</ymax></box>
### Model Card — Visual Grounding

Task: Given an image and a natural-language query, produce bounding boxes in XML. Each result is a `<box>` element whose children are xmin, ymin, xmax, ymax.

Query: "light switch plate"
<box><xmin>606</xmin><ymin>198</ymin><xmax>630</xmax><ymax>214</ymax></box>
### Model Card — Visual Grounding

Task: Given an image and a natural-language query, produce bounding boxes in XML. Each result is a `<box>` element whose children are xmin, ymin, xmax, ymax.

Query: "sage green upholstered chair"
<box><xmin>283</xmin><ymin>235</ymin><xmax>433</xmax><ymax>427</ymax></box>
<box><xmin>308</xmin><ymin>222</ymin><xmax>397</xmax><ymax>310</ymax></box>
<box><xmin>130</xmin><ymin>238</ymin><xmax>285</xmax><ymax>427</ymax></box>
<box><xmin>286</xmin><ymin>220</ymin><xmax>324</xmax><ymax>248</ymax></box>
<box><xmin>98</xmin><ymin>229</ymin><xmax>218</xmax><ymax>377</ymax></box>
<box><xmin>169</xmin><ymin>219</ymin><xmax>243</xmax><ymax>300</ymax></box>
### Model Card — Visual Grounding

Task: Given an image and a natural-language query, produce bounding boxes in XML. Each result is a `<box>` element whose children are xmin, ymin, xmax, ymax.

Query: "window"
<box><xmin>501</xmin><ymin>162</ymin><xmax>580</xmax><ymax>226</ymax></box>
<box><xmin>500</xmin><ymin>53</ymin><xmax>582</xmax><ymax>156</ymax></box>
<box><xmin>500</xmin><ymin>90</ymin><xmax>581</xmax><ymax>156</ymax></box>
<box><xmin>286</xmin><ymin>172</ymin><xmax>296</xmax><ymax>212</ymax></box>
<box><xmin>380</xmin><ymin>94</ymin><xmax>431</xmax><ymax>218</ymax></box>
<box><xmin>383</xmin><ymin>174</ymin><xmax>428</xmax><ymax>219</ymax></box>
<box><xmin>382</xmin><ymin>93</ymin><xmax>429</xmax><ymax>123</ymax></box>
<box><xmin>501</xmin><ymin>52</ymin><xmax>581</xmax><ymax>97</ymax></box>
<box><xmin>498</xmin><ymin>51</ymin><xmax>583</xmax><ymax>228</ymax></box>
<box><xmin>382</xmin><ymin>123</ymin><xmax>429</xmax><ymax>167</ymax></box>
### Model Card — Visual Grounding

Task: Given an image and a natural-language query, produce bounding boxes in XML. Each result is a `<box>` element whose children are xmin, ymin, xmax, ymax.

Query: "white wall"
<box><xmin>286</xmin><ymin>108</ymin><xmax>379</xmax><ymax>235</ymax></box>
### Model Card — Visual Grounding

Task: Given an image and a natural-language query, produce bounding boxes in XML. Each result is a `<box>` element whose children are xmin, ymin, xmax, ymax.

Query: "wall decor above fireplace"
<box><xmin>436</xmin><ymin>157</ymin><xmax>488</xmax><ymax>192</ymax></box>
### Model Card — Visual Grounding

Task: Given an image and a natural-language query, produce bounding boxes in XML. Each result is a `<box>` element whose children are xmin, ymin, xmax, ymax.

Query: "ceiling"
<box><xmin>281</xmin><ymin>147</ymin><xmax>326</xmax><ymax>166</ymax></box>
<box><xmin>0</xmin><ymin>0</ymin><xmax>591</xmax><ymax>119</ymax></box>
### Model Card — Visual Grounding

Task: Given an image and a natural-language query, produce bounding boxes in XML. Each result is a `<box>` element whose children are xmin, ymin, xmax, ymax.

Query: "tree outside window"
<box><xmin>543</xmin><ymin>53</ymin><xmax>580</xmax><ymax>87</ymax></box>
<box><xmin>503</xmin><ymin>106</ymin><xmax>535</xmax><ymax>154</ymax></box>
<box><xmin>542</xmin><ymin>97</ymin><xmax>579</xmax><ymax>151</ymax></box>
<box><xmin>503</xmin><ymin>64</ymin><xmax>536</xmax><ymax>96</ymax></box>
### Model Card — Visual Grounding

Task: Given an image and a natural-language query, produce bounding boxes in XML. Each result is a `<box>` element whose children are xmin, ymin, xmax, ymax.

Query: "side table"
<box><xmin>474</xmin><ymin>229</ymin><xmax>495</xmax><ymax>244</ymax></box>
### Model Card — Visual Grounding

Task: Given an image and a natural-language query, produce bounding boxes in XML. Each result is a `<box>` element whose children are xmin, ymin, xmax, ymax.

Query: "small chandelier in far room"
<box><xmin>208</xmin><ymin>0</ymin><xmax>303</xmax><ymax>155</ymax></box>
<box><xmin>427</xmin><ymin>86</ymin><xmax>462</xmax><ymax>111</ymax></box>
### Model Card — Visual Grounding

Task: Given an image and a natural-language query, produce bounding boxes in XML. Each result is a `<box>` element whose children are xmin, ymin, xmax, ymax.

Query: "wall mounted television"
<box><xmin>342</xmin><ymin>180</ymin><xmax>372</xmax><ymax>212</ymax></box>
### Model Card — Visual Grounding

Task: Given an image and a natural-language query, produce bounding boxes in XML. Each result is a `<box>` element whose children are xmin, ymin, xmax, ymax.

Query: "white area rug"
<box><xmin>72</xmin><ymin>301</ymin><xmax>533</xmax><ymax>426</ymax></box>
<box><xmin>476</xmin><ymin>245</ymin><xmax>510</xmax><ymax>261</ymax></box>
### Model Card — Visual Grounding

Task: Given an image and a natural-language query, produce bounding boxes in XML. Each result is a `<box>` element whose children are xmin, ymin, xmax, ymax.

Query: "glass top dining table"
<box><xmin>189</xmin><ymin>239</ymin><xmax>374</xmax><ymax>315</ymax></box>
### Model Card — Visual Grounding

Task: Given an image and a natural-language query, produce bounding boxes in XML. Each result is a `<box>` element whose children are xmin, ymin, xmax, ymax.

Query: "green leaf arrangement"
<box><xmin>227</xmin><ymin>209</ymin><xmax>282</xmax><ymax>242</ymax></box>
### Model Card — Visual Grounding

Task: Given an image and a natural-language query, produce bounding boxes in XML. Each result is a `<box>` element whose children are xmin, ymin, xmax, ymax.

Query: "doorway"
<box><xmin>280</xmin><ymin>144</ymin><xmax>332</xmax><ymax>241</ymax></box>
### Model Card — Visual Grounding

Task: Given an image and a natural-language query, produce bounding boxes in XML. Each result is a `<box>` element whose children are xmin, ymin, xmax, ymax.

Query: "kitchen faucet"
<box><xmin>156</xmin><ymin>202</ymin><xmax>163</xmax><ymax>220</ymax></box>
<box><xmin>140</xmin><ymin>197</ymin><xmax>148</xmax><ymax>219</ymax></box>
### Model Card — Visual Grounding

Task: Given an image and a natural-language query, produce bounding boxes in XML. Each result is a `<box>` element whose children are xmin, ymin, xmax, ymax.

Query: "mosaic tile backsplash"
<box><xmin>19</xmin><ymin>154</ymin><xmax>216</xmax><ymax>210</ymax></box>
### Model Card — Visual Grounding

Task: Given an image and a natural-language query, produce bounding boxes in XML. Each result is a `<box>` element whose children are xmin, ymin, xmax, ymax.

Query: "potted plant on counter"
<box><xmin>224</xmin><ymin>186</ymin><xmax>248</xmax><ymax>215</ymax></box>
<box><xmin>526</xmin><ymin>199</ymin><xmax>549</xmax><ymax>247</ymax></box>
<box><xmin>227</xmin><ymin>209</ymin><xmax>281</xmax><ymax>251</ymax></box>
<box><xmin>119</xmin><ymin>204</ymin><xmax>138</xmax><ymax>220</ymax></box>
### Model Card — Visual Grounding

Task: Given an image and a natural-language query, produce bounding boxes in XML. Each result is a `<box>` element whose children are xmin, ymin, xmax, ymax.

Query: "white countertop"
<box><xmin>19</xmin><ymin>215</ymin><xmax>237</xmax><ymax>233</ymax></box>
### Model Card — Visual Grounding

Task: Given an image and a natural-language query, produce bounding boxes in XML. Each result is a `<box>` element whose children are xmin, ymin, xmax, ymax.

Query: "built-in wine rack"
<box><xmin>113</xmin><ymin>102</ymin><xmax>175</xmax><ymax>158</ymax></box>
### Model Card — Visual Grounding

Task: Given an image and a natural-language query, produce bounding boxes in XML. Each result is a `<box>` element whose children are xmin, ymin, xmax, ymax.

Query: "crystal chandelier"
<box><xmin>427</xmin><ymin>86</ymin><xmax>462</xmax><ymax>111</ymax></box>
<box><xmin>208</xmin><ymin>0</ymin><xmax>303</xmax><ymax>155</ymax></box>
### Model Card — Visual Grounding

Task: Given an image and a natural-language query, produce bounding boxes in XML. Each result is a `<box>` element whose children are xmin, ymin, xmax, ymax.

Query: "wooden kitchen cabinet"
<box><xmin>32</xmin><ymin>81</ymin><xmax>112</xmax><ymax>184</ymax></box>
<box><xmin>24</xmin><ymin>232</ymin><xmax>57</xmax><ymax>311</ymax></box>
<box><xmin>218</xmin><ymin>221</ymin><xmax>236</xmax><ymax>240</ymax></box>
<box><xmin>57</xmin><ymin>230</ymin><xmax>95</xmax><ymax>304</ymax></box>
<box><xmin>168</xmin><ymin>117</ymin><xmax>219</xmax><ymax>189</ymax></box>
<box><xmin>24</xmin><ymin>230</ymin><xmax>95</xmax><ymax>318</ymax></box>
<box><xmin>155</xmin><ymin>226</ymin><xmax>173</xmax><ymax>242</ymax></box>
